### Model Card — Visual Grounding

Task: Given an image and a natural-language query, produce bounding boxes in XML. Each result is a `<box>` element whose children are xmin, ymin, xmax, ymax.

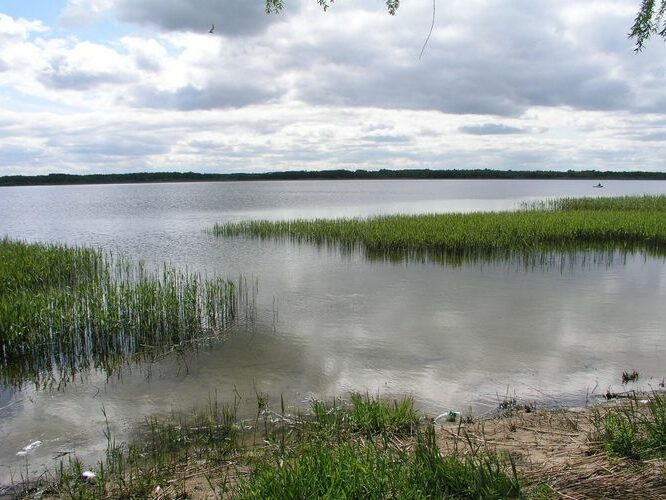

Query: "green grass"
<box><xmin>526</xmin><ymin>194</ymin><xmax>666</xmax><ymax>212</ymax></box>
<box><xmin>594</xmin><ymin>391</ymin><xmax>666</xmax><ymax>460</ymax></box>
<box><xmin>28</xmin><ymin>393</ymin><xmax>522</xmax><ymax>499</ymax></box>
<box><xmin>310</xmin><ymin>393</ymin><xmax>420</xmax><ymax>438</ymax></box>
<box><xmin>236</xmin><ymin>425</ymin><xmax>521</xmax><ymax>499</ymax></box>
<box><xmin>212</xmin><ymin>195</ymin><xmax>666</xmax><ymax>262</ymax></box>
<box><xmin>0</xmin><ymin>238</ymin><xmax>251</xmax><ymax>389</ymax></box>
<box><xmin>239</xmin><ymin>393</ymin><xmax>520</xmax><ymax>498</ymax></box>
<box><xmin>30</xmin><ymin>390</ymin><xmax>666</xmax><ymax>498</ymax></box>
<box><xmin>25</xmin><ymin>391</ymin><xmax>666</xmax><ymax>498</ymax></box>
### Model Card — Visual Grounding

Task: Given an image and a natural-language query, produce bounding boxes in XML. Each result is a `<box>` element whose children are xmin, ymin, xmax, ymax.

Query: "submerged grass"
<box><xmin>212</xmin><ymin>195</ymin><xmax>666</xmax><ymax>263</ymax></box>
<box><xmin>0</xmin><ymin>238</ymin><xmax>251</xmax><ymax>389</ymax></box>
<box><xmin>39</xmin><ymin>397</ymin><xmax>242</xmax><ymax>499</ymax></box>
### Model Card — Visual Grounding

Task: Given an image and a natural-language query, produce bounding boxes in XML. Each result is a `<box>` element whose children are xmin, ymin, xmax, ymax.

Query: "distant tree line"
<box><xmin>1</xmin><ymin>169</ymin><xmax>666</xmax><ymax>187</ymax></box>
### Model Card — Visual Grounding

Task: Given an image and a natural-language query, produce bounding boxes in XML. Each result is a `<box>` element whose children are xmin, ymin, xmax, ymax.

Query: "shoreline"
<box><xmin>437</xmin><ymin>392</ymin><xmax>666</xmax><ymax>499</ymax></box>
<box><xmin>5</xmin><ymin>389</ymin><xmax>664</xmax><ymax>499</ymax></box>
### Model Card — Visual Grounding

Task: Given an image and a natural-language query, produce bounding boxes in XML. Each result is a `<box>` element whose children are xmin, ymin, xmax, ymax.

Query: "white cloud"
<box><xmin>59</xmin><ymin>0</ymin><xmax>115</xmax><ymax>28</ymax></box>
<box><xmin>0</xmin><ymin>13</ymin><xmax>48</xmax><ymax>43</ymax></box>
<box><xmin>0</xmin><ymin>103</ymin><xmax>664</xmax><ymax>176</ymax></box>
<box><xmin>121</xmin><ymin>36</ymin><xmax>168</xmax><ymax>71</ymax></box>
<box><xmin>39</xmin><ymin>41</ymin><xmax>136</xmax><ymax>90</ymax></box>
<box><xmin>0</xmin><ymin>1</ymin><xmax>665</xmax><ymax>175</ymax></box>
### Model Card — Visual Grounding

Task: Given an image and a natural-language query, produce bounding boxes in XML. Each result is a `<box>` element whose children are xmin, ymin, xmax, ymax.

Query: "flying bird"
<box><xmin>209</xmin><ymin>24</ymin><xmax>215</xmax><ymax>34</ymax></box>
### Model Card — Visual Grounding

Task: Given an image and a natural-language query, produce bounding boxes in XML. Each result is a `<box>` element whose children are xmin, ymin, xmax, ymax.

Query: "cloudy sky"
<box><xmin>0</xmin><ymin>0</ymin><xmax>665</xmax><ymax>175</ymax></box>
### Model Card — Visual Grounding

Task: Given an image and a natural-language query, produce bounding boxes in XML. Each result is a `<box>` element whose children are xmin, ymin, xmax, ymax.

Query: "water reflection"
<box><xmin>356</xmin><ymin>244</ymin><xmax>663</xmax><ymax>270</ymax></box>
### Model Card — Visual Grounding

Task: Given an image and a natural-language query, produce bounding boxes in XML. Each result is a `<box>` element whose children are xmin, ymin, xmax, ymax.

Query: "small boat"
<box><xmin>593</xmin><ymin>183</ymin><xmax>603</xmax><ymax>188</ymax></box>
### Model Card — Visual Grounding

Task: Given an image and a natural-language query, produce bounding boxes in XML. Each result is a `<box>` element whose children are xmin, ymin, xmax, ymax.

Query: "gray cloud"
<box><xmin>459</xmin><ymin>124</ymin><xmax>526</xmax><ymax>135</ymax></box>
<box><xmin>361</xmin><ymin>134</ymin><xmax>411</xmax><ymax>143</ymax></box>
<box><xmin>277</xmin><ymin>1</ymin><xmax>641</xmax><ymax>116</ymax></box>
<box><xmin>0</xmin><ymin>145</ymin><xmax>44</xmax><ymax>165</ymax></box>
<box><xmin>114</xmin><ymin>0</ymin><xmax>280</xmax><ymax>36</ymax></box>
<box><xmin>637</xmin><ymin>131</ymin><xmax>666</xmax><ymax>142</ymax></box>
<box><xmin>2</xmin><ymin>2</ymin><xmax>666</xmax><ymax>176</ymax></box>
<box><xmin>134</xmin><ymin>53</ymin><xmax>162</xmax><ymax>72</ymax></box>
<box><xmin>291</xmin><ymin>45</ymin><xmax>635</xmax><ymax>116</ymax></box>
<box><xmin>620</xmin><ymin>130</ymin><xmax>666</xmax><ymax>142</ymax></box>
<box><xmin>40</xmin><ymin>68</ymin><xmax>132</xmax><ymax>90</ymax></box>
<box><xmin>47</xmin><ymin>0</ymin><xmax>653</xmax><ymax>117</ymax></box>
<box><xmin>128</xmin><ymin>82</ymin><xmax>279</xmax><ymax>110</ymax></box>
<box><xmin>39</xmin><ymin>55</ymin><xmax>134</xmax><ymax>90</ymax></box>
<box><xmin>62</xmin><ymin>138</ymin><xmax>170</xmax><ymax>158</ymax></box>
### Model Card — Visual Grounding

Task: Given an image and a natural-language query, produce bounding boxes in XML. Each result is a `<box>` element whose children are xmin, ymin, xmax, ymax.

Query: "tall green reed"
<box><xmin>211</xmin><ymin>195</ymin><xmax>666</xmax><ymax>265</ymax></box>
<box><xmin>0</xmin><ymin>238</ymin><xmax>253</xmax><ymax>389</ymax></box>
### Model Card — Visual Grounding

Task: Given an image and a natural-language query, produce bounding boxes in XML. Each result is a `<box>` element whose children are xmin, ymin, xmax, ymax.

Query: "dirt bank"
<box><xmin>436</xmin><ymin>398</ymin><xmax>666</xmax><ymax>499</ymax></box>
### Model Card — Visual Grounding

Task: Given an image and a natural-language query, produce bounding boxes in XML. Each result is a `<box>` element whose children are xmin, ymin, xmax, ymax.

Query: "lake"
<box><xmin>1</xmin><ymin>179</ymin><xmax>666</xmax><ymax>488</ymax></box>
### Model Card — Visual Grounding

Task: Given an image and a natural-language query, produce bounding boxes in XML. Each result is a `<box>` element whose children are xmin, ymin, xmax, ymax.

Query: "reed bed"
<box><xmin>212</xmin><ymin>195</ymin><xmax>666</xmax><ymax>263</ymax></box>
<box><xmin>0</xmin><ymin>238</ymin><xmax>250</xmax><ymax>389</ymax></box>
<box><xmin>526</xmin><ymin>194</ymin><xmax>666</xmax><ymax>212</ymax></box>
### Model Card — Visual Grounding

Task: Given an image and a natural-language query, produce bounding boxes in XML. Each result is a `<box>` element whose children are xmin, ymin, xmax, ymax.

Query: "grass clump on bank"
<box><xmin>594</xmin><ymin>391</ymin><xmax>666</xmax><ymax>460</ymax></box>
<box><xmin>310</xmin><ymin>392</ymin><xmax>420</xmax><ymax>438</ymax></box>
<box><xmin>212</xmin><ymin>195</ymin><xmax>666</xmax><ymax>262</ymax></box>
<box><xmin>0</xmin><ymin>238</ymin><xmax>250</xmax><ymax>389</ymax></box>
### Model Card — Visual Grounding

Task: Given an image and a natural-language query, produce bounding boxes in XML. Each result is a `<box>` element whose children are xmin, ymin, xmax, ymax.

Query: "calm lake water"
<box><xmin>1</xmin><ymin>179</ymin><xmax>666</xmax><ymax>487</ymax></box>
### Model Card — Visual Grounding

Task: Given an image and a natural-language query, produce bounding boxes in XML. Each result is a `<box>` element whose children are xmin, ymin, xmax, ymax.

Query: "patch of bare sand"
<box><xmin>436</xmin><ymin>402</ymin><xmax>666</xmax><ymax>499</ymax></box>
<box><xmin>148</xmin><ymin>461</ymin><xmax>246</xmax><ymax>500</ymax></box>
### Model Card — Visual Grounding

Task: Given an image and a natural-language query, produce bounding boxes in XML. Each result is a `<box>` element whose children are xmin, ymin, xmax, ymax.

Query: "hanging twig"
<box><xmin>419</xmin><ymin>0</ymin><xmax>436</xmax><ymax>59</ymax></box>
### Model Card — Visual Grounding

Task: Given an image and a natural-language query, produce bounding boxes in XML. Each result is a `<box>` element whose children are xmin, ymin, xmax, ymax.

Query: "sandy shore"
<box><xmin>436</xmin><ymin>398</ymin><xmax>666</xmax><ymax>499</ymax></box>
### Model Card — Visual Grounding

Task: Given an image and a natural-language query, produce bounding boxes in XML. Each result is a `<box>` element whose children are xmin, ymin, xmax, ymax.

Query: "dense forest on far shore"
<box><xmin>2</xmin><ymin>169</ymin><xmax>666</xmax><ymax>187</ymax></box>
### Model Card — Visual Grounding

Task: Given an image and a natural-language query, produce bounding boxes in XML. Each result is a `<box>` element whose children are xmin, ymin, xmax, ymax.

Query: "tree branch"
<box><xmin>629</xmin><ymin>0</ymin><xmax>666</xmax><ymax>51</ymax></box>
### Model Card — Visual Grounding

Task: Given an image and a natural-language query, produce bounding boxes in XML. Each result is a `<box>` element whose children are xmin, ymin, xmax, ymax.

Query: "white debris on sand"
<box><xmin>81</xmin><ymin>470</ymin><xmax>96</xmax><ymax>483</ymax></box>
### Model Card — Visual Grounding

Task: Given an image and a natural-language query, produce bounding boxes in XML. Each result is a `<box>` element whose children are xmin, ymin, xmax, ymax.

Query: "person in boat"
<box><xmin>594</xmin><ymin>183</ymin><xmax>603</xmax><ymax>188</ymax></box>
